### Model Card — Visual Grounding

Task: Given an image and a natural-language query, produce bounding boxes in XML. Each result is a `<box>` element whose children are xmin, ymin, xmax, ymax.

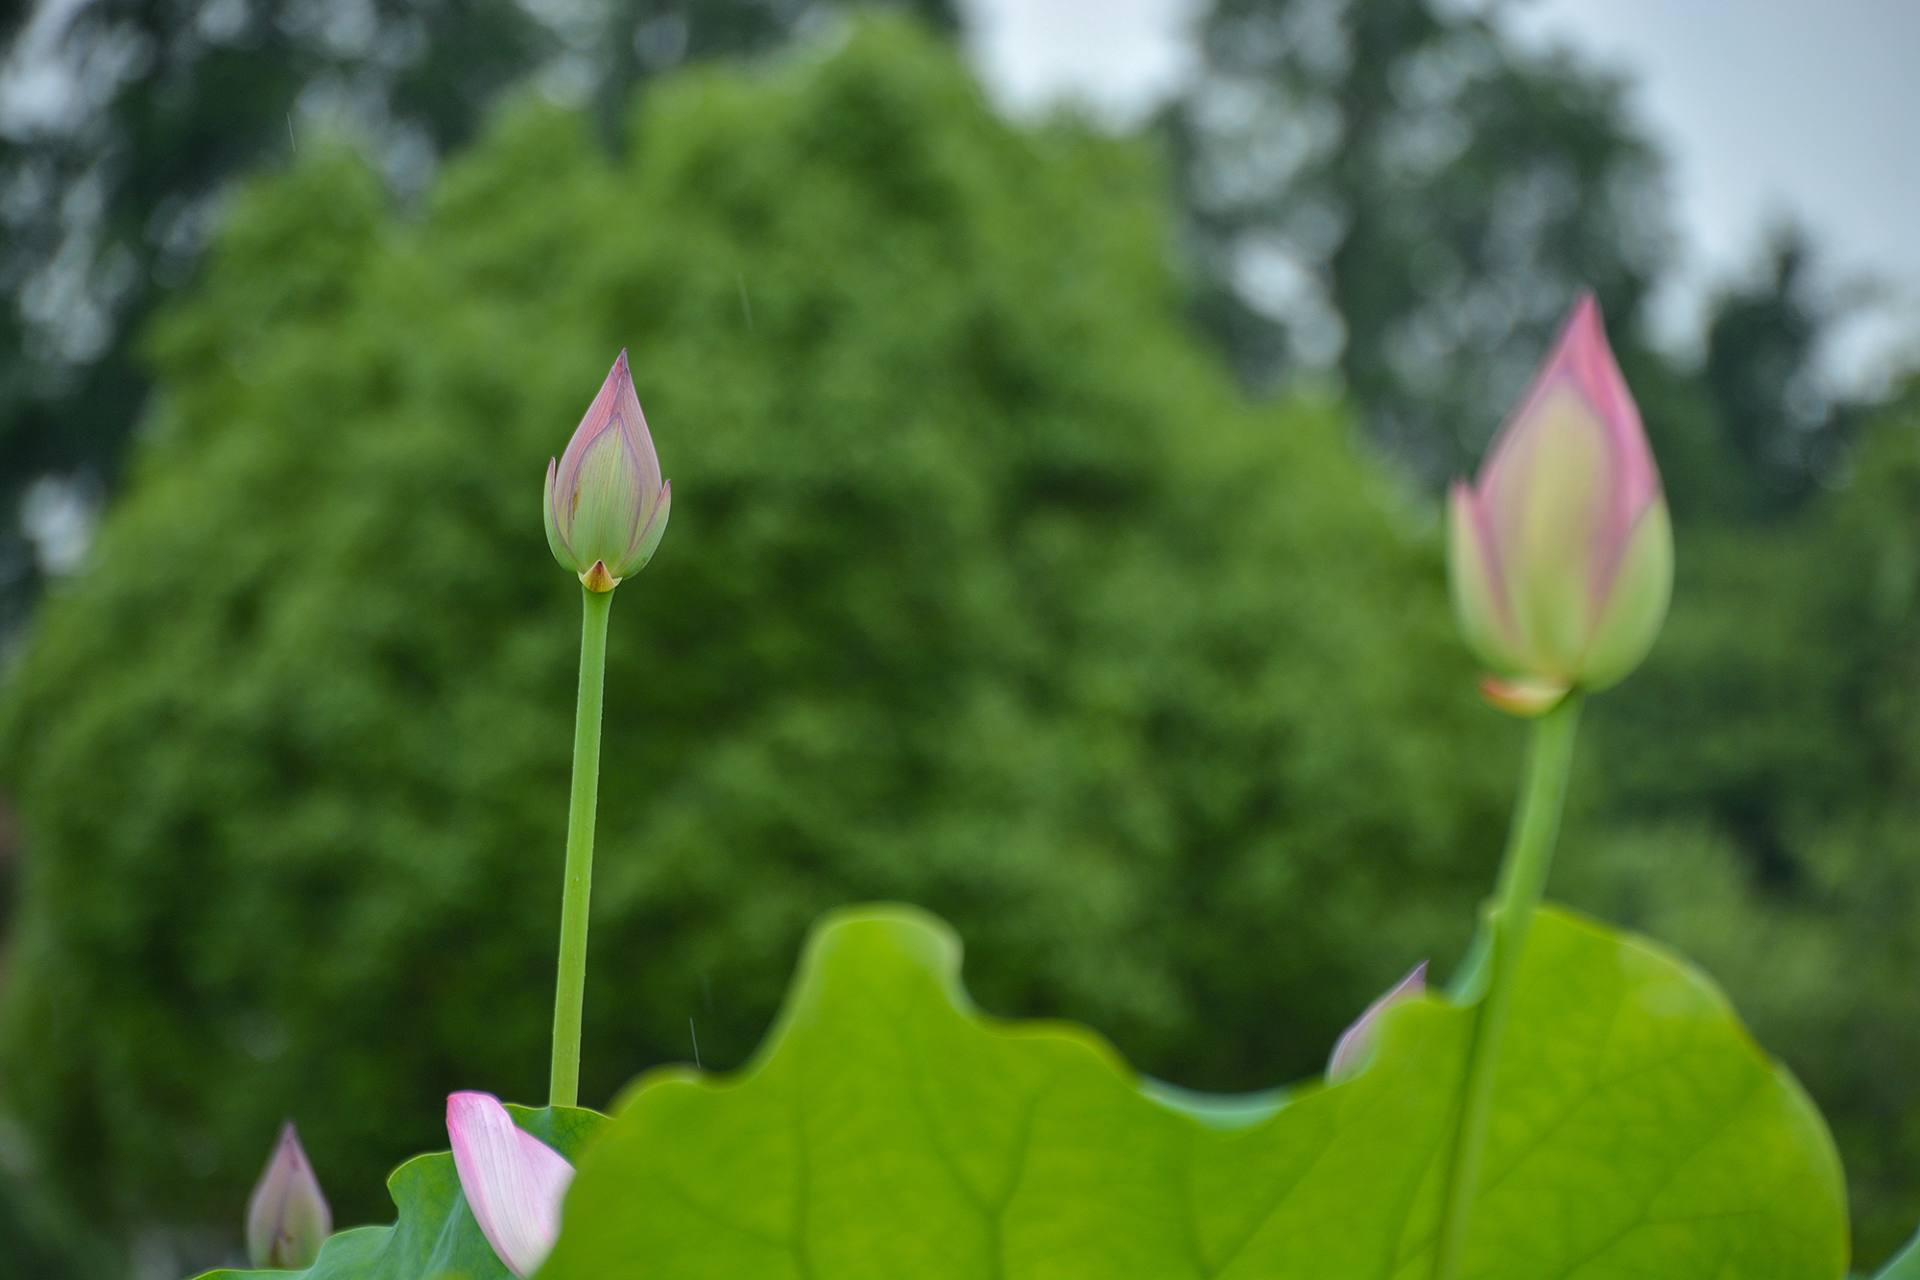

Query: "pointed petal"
<box><xmin>1561</xmin><ymin>293</ymin><xmax>1659</xmax><ymax>520</ymax></box>
<box><xmin>1327</xmin><ymin>961</ymin><xmax>1427</xmax><ymax>1083</ymax></box>
<box><xmin>1562</xmin><ymin>295</ymin><xmax>1663</xmax><ymax>608</ymax></box>
<box><xmin>608</xmin><ymin>352</ymin><xmax>663</xmax><ymax>522</ymax></box>
<box><xmin>1578</xmin><ymin>497</ymin><xmax>1673</xmax><ymax>691</ymax></box>
<box><xmin>581</xmin><ymin>559</ymin><xmax>618</xmax><ymax>593</ymax></box>
<box><xmin>547</xmin><ymin>351</ymin><xmax>667</xmax><ymax>583</ymax></box>
<box><xmin>447</xmin><ymin>1092</ymin><xmax>574</xmax><ymax>1278</ymax></box>
<box><xmin>555</xmin><ymin>353</ymin><xmax>630</xmax><ymax>501</ymax></box>
<box><xmin>1492</xmin><ymin>384</ymin><xmax>1610</xmax><ymax>675</ymax></box>
<box><xmin>1447</xmin><ymin>481</ymin><xmax>1523</xmax><ymax>674</ymax></box>
<box><xmin>566</xmin><ymin>426</ymin><xmax>643</xmax><ymax>573</ymax></box>
<box><xmin>543</xmin><ymin>457</ymin><xmax>575</xmax><ymax>569</ymax></box>
<box><xmin>616</xmin><ymin>479</ymin><xmax>671</xmax><ymax>578</ymax></box>
<box><xmin>1485</xmin><ymin>295</ymin><xmax>1647</xmax><ymax>496</ymax></box>
<box><xmin>1484</xmin><ymin>295</ymin><xmax>1660</xmax><ymax>612</ymax></box>
<box><xmin>246</xmin><ymin>1121</ymin><xmax>332</xmax><ymax>1269</ymax></box>
<box><xmin>1457</xmin><ymin>291</ymin><xmax>1667</xmax><ymax>695</ymax></box>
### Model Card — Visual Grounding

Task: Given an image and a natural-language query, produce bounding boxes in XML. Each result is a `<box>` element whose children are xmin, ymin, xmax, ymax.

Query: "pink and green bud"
<box><xmin>246</xmin><ymin>1122</ymin><xmax>332</xmax><ymax>1269</ymax></box>
<box><xmin>544</xmin><ymin>350</ymin><xmax>671</xmax><ymax>593</ymax></box>
<box><xmin>448</xmin><ymin>1092</ymin><xmax>575</xmax><ymax>1278</ymax></box>
<box><xmin>1449</xmin><ymin>293</ymin><xmax>1673</xmax><ymax>714</ymax></box>
<box><xmin>1327</xmin><ymin>961</ymin><xmax>1427</xmax><ymax>1083</ymax></box>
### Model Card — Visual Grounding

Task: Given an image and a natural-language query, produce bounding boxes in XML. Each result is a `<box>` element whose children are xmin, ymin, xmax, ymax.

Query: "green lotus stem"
<box><xmin>549</xmin><ymin>585</ymin><xmax>613</xmax><ymax>1108</ymax></box>
<box><xmin>1430</xmin><ymin>692</ymin><xmax>1583</xmax><ymax>1280</ymax></box>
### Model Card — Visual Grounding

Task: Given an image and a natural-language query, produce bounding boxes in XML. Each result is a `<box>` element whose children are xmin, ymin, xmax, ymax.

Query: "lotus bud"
<box><xmin>448</xmin><ymin>1092</ymin><xmax>576</xmax><ymax>1278</ymax></box>
<box><xmin>1448</xmin><ymin>293</ymin><xmax>1673</xmax><ymax>715</ymax></box>
<box><xmin>1327</xmin><ymin>961</ymin><xmax>1427</xmax><ymax>1083</ymax></box>
<box><xmin>544</xmin><ymin>350</ymin><xmax>671</xmax><ymax>593</ymax></box>
<box><xmin>246</xmin><ymin>1122</ymin><xmax>332</xmax><ymax>1269</ymax></box>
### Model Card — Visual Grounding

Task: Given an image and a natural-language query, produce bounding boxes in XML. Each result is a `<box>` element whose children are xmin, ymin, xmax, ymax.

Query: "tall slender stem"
<box><xmin>1430</xmin><ymin>692</ymin><xmax>1583</xmax><ymax>1280</ymax></box>
<box><xmin>549</xmin><ymin>585</ymin><xmax>613</xmax><ymax>1108</ymax></box>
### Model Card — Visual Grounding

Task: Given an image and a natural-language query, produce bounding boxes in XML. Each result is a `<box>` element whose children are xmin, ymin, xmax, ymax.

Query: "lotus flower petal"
<box><xmin>448</xmin><ymin>1092</ymin><xmax>575</xmax><ymax>1278</ymax></box>
<box><xmin>1327</xmin><ymin>961</ymin><xmax>1427</xmax><ymax>1083</ymax></box>
<box><xmin>1447</xmin><ymin>481</ymin><xmax>1524</xmax><ymax>675</ymax></box>
<box><xmin>1448</xmin><ymin>292</ymin><xmax>1671</xmax><ymax>705</ymax></box>
<box><xmin>614</xmin><ymin>478</ymin><xmax>671</xmax><ymax>579</ymax></box>
<box><xmin>545</xmin><ymin>351</ymin><xmax>668</xmax><ymax>590</ymax></box>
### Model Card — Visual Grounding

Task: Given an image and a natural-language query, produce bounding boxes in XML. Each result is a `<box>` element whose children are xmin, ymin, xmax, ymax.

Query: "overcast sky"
<box><xmin>6</xmin><ymin>0</ymin><xmax>1914</xmax><ymax>385</ymax></box>
<box><xmin>961</xmin><ymin>0</ymin><xmax>1920</xmax><ymax>387</ymax></box>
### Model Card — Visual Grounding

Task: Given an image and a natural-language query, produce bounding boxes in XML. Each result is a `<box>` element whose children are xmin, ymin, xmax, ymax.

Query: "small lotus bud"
<box><xmin>544</xmin><ymin>350</ymin><xmax>672</xmax><ymax>592</ymax></box>
<box><xmin>1327</xmin><ymin>961</ymin><xmax>1427</xmax><ymax>1083</ymax></box>
<box><xmin>246</xmin><ymin>1122</ymin><xmax>332</xmax><ymax>1269</ymax></box>
<box><xmin>448</xmin><ymin>1092</ymin><xmax>576</xmax><ymax>1278</ymax></box>
<box><xmin>1449</xmin><ymin>293</ymin><xmax>1673</xmax><ymax>714</ymax></box>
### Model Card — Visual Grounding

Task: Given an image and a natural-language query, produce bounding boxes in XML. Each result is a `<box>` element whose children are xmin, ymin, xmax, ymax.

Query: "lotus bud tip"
<box><xmin>245</xmin><ymin>1120</ymin><xmax>331</xmax><ymax>1269</ymax></box>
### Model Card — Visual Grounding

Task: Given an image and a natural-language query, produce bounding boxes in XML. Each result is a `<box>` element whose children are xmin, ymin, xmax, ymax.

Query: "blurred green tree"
<box><xmin>0</xmin><ymin>0</ymin><xmax>954</xmax><ymax>636</ymax></box>
<box><xmin>1160</xmin><ymin>0</ymin><xmax>1892</xmax><ymax>525</ymax></box>
<box><xmin>0</xmin><ymin>19</ymin><xmax>1509</xmax><ymax>1267</ymax></box>
<box><xmin>1696</xmin><ymin>225</ymin><xmax>1879</xmax><ymax>521</ymax></box>
<box><xmin>1159</xmin><ymin>34</ymin><xmax>1917</xmax><ymax>1248</ymax></box>
<box><xmin>1161</xmin><ymin>0</ymin><xmax>1670</xmax><ymax>481</ymax></box>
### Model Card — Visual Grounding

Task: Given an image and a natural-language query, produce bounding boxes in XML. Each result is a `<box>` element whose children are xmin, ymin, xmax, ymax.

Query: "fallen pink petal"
<box><xmin>447</xmin><ymin>1092</ymin><xmax>575</xmax><ymax>1278</ymax></box>
<box><xmin>1327</xmin><ymin>961</ymin><xmax>1428</xmax><ymax>1083</ymax></box>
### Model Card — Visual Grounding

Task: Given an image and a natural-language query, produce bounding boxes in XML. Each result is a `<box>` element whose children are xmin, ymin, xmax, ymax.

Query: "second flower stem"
<box><xmin>1430</xmin><ymin>692</ymin><xmax>1583</xmax><ymax>1280</ymax></box>
<box><xmin>550</xmin><ymin>585</ymin><xmax>613</xmax><ymax>1108</ymax></box>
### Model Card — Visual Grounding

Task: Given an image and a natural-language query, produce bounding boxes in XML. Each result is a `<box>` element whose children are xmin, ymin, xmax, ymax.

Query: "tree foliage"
<box><xmin>0</xmin><ymin>21</ymin><xmax>1507</xmax><ymax>1265</ymax></box>
<box><xmin>1161</xmin><ymin>0</ymin><xmax>1670</xmax><ymax>480</ymax></box>
<box><xmin>0</xmin><ymin>0</ymin><xmax>953</xmax><ymax>633</ymax></box>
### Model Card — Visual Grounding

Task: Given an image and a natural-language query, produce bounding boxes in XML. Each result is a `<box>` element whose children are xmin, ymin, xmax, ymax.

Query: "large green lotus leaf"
<box><xmin>194</xmin><ymin>1106</ymin><xmax>604</xmax><ymax>1280</ymax></box>
<box><xmin>545</xmin><ymin>904</ymin><xmax>1845</xmax><ymax>1279</ymax></box>
<box><xmin>1877</xmin><ymin>1231</ymin><xmax>1920</xmax><ymax>1278</ymax></box>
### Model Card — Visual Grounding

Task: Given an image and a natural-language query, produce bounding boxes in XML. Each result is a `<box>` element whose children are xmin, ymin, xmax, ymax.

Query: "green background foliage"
<box><xmin>4</xmin><ymin>7</ymin><xmax>1919</xmax><ymax>1275</ymax></box>
<box><xmin>0</xmin><ymin>0</ymin><xmax>956</xmax><ymax>634</ymax></box>
<box><xmin>0</xmin><ymin>21</ymin><xmax>1513</xmax><ymax>1268</ymax></box>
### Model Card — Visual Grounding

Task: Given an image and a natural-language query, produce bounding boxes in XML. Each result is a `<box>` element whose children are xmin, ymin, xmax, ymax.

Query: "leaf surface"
<box><xmin>1876</xmin><ymin>1230</ymin><xmax>1920</xmax><ymax>1279</ymax></box>
<box><xmin>544</xmin><ymin>904</ymin><xmax>1845</xmax><ymax>1279</ymax></box>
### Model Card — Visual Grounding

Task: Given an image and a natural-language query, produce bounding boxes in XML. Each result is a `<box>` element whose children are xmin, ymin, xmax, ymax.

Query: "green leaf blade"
<box><xmin>546</xmin><ymin>905</ymin><xmax>1845</xmax><ymax>1280</ymax></box>
<box><xmin>1875</xmin><ymin>1229</ymin><xmax>1920</xmax><ymax>1279</ymax></box>
<box><xmin>1403</xmin><ymin>911</ymin><xmax>1847</xmax><ymax>1278</ymax></box>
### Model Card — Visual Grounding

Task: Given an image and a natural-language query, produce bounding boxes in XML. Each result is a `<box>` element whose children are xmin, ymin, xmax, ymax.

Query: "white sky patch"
<box><xmin>0</xmin><ymin>0</ymin><xmax>88</xmax><ymax>133</ymax></box>
<box><xmin>959</xmin><ymin>0</ymin><xmax>1203</xmax><ymax>127</ymax></box>
<box><xmin>21</xmin><ymin>474</ymin><xmax>98</xmax><ymax>575</ymax></box>
<box><xmin>1504</xmin><ymin>0</ymin><xmax>1919</xmax><ymax>387</ymax></box>
<box><xmin>5</xmin><ymin>0</ymin><xmax>1915</xmax><ymax>386</ymax></box>
<box><xmin>961</xmin><ymin>0</ymin><xmax>1920</xmax><ymax>388</ymax></box>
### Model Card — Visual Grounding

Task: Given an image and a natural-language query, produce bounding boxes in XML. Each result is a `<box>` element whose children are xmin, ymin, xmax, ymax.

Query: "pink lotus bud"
<box><xmin>1327</xmin><ymin>961</ymin><xmax>1426</xmax><ymax>1083</ymax></box>
<box><xmin>246</xmin><ymin>1122</ymin><xmax>332</xmax><ymax>1269</ymax></box>
<box><xmin>1448</xmin><ymin>293</ymin><xmax>1672</xmax><ymax>715</ymax></box>
<box><xmin>544</xmin><ymin>350</ymin><xmax>672</xmax><ymax>593</ymax></box>
<box><xmin>447</xmin><ymin>1092</ymin><xmax>575</xmax><ymax>1278</ymax></box>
